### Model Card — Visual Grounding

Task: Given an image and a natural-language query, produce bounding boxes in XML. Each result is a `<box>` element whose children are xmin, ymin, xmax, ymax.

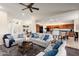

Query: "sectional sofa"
<box><xmin>3</xmin><ymin>32</ymin><xmax>66</xmax><ymax>56</ymax></box>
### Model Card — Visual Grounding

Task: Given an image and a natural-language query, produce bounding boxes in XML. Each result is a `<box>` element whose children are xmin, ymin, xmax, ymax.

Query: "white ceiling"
<box><xmin>0</xmin><ymin>3</ymin><xmax>79</xmax><ymax>21</ymax></box>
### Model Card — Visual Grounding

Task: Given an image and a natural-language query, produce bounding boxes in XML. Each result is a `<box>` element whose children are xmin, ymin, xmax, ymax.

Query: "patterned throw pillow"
<box><xmin>44</xmin><ymin>49</ymin><xmax>58</xmax><ymax>56</ymax></box>
<box><xmin>31</xmin><ymin>33</ymin><xmax>39</xmax><ymax>38</ymax></box>
<box><xmin>43</xmin><ymin>35</ymin><xmax>49</xmax><ymax>41</ymax></box>
<box><xmin>53</xmin><ymin>40</ymin><xmax>63</xmax><ymax>49</ymax></box>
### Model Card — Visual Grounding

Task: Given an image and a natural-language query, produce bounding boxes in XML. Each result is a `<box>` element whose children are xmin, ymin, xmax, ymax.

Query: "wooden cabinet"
<box><xmin>47</xmin><ymin>24</ymin><xmax>74</xmax><ymax>29</ymax></box>
<box><xmin>36</xmin><ymin>24</ymin><xmax>40</xmax><ymax>32</ymax></box>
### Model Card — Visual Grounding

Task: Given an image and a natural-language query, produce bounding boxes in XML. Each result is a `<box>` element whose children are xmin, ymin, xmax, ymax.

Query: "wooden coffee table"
<box><xmin>18</xmin><ymin>41</ymin><xmax>33</xmax><ymax>54</ymax></box>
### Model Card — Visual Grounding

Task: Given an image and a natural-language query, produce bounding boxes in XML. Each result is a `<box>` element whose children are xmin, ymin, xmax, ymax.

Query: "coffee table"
<box><xmin>18</xmin><ymin>41</ymin><xmax>33</xmax><ymax>54</ymax></box>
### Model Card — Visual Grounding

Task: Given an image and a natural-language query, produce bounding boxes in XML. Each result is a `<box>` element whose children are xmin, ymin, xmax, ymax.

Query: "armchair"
<box><xmin>3</xmin><ymin>34</ymin><xmax>15</xmax><ymax>48</ymax></box>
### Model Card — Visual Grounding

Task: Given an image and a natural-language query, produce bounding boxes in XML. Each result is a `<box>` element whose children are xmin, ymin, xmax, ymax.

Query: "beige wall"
<box><xmin>10</xmin><ymin>18</ymin><xmax>36</xmax><ymax>37</ymax></box>
<box><xmin>0</xmin><ymin>11</ymin><xmax>9</xmax><ymax>45</ymax></box>
<box><xmin>74</xmin><ymin>11</ymin><xmax>79</xmax><ymax>32</ymax></box>
<box><xmin>74</xmin><ymin>19</ymin><xmax>79</xmax><ymax>32</ymax></box>
<box><xmin>22</xmin><ymin>19</ymin><xmax>36</xmax><ymax>33</ymax></box>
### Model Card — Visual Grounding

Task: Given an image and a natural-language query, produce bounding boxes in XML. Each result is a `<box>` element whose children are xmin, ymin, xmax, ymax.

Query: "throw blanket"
<box><xmin>9</xmin><ymin>39</ymin><xmax>15</xmax><ymax>47</ymax></box>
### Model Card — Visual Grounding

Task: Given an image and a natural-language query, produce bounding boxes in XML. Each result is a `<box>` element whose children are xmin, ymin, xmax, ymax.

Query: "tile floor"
<box><xmin>67</xmin><ymin>37</ymin><xmax>79</xmax><ymax>49</ymax></box>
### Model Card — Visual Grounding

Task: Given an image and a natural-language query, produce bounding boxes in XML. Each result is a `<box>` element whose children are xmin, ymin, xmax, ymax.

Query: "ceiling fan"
<box><xmin>19</xmin><ymin>3</ymin><xmax>39</xmax><ymax>13</ymax></box>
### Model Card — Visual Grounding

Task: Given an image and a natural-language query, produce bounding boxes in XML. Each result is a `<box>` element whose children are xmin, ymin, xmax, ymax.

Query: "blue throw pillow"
<box><xmin>44</xmin><ymin>49</ymin><xmax>58</xmax><ymax>56</ymax></box>
<box><xmin>53</xmin><ymin>43</ymin><xmax>60</xmax><ymax>49</ymax></box>
<box><xmin>31</xmin><ymin>33</ymin><xmax>39</xmax><ymax>38</ymax></box>
<box><xmin>53</xmin><ymin>40</ymin><xmax>63</xmax><ymax>49</ymax></box>
<box><xmin>31</xmin><ymin>33</ymin><xmax>34</xmax><ymax>37</ymax></box>
<box><xmin>57</xmin><ymin>40</ymin><xmax>63</xmax><ymax>44</ymax></box>
<box><xmin>43</xmin><ymin>35</ymin><xmax>49</xmax><ymax>41</ymax></box>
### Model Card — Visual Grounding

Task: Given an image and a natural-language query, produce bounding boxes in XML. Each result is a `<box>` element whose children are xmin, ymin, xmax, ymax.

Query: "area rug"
<box><xmin>0</xmin><ymin>44</ymin><xmax>45</xmax><ymax>56</ymax></box>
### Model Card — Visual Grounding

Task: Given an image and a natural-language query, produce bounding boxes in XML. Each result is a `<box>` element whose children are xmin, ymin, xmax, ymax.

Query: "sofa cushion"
<box><xmin>53</xmin><ymin>40</ymin><xmax>63</xmax><ymax>49</ymax></box>
<box><xmin>56</xmin><ymin>40</ymin><xmax>63</xmax><ymax>44</ymax></box>
<box><xmin>53</xmin><ymin>43</ymin><xmax>60</xmax><ymax>49</ymax></box>
<box><xmin>44</xmin><ymin>49</ymin><xmax>58</xmax><ymax>56</ymax></box>
<box><xmin>43</xmin><ymin>35</ymin><xmax>49</xmax><ymax>41</ymax></box>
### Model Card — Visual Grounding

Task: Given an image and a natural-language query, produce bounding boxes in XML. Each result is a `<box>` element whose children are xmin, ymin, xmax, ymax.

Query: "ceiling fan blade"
<box><xmin>19</xmin><ymin>3</ymin><xmax>27</xmax><ymax>7</ymax></box>
<box><xmin>22</xmin><ymin>8</ymin><xmax>28</xmax><ymax>10</ymax></box>
<box><xmin>32</xmin><ymin>7</ymin><xmax>39</xmax><ymax>10</ymax></box>
<box><xmin>29</xmin><ymin>8</ymin><xmax>33</xmax><ymax>13</ymax></box>
<box><xmin>29</xmin><ymin>3</ymin><xmax>34</xmax><ymax>7</ymax></box>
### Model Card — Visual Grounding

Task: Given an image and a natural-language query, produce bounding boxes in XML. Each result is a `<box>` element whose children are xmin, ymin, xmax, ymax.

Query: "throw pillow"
<box><xmin>43</xmin><ymin>35</ymin><xmax>49</xmax><ymax>41</ymax></box>
<box><xmin>31</xmin><ymin>33</ymin><xmax>39</xmax><ymax>38</ymax></box>
<box><xmin>53</xmin><ymin>40</ymin><xmax>63</xmax><ymax>49</ymax></box>
<box><xmin>44</xmin><ymin>49</ymin><xmax>58</xmax><ymax>56</ymax></box>
<box><xmin>35</xmin><ymin>33</ymin><xmax>39</xmax><ymax>38</ymax></box>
